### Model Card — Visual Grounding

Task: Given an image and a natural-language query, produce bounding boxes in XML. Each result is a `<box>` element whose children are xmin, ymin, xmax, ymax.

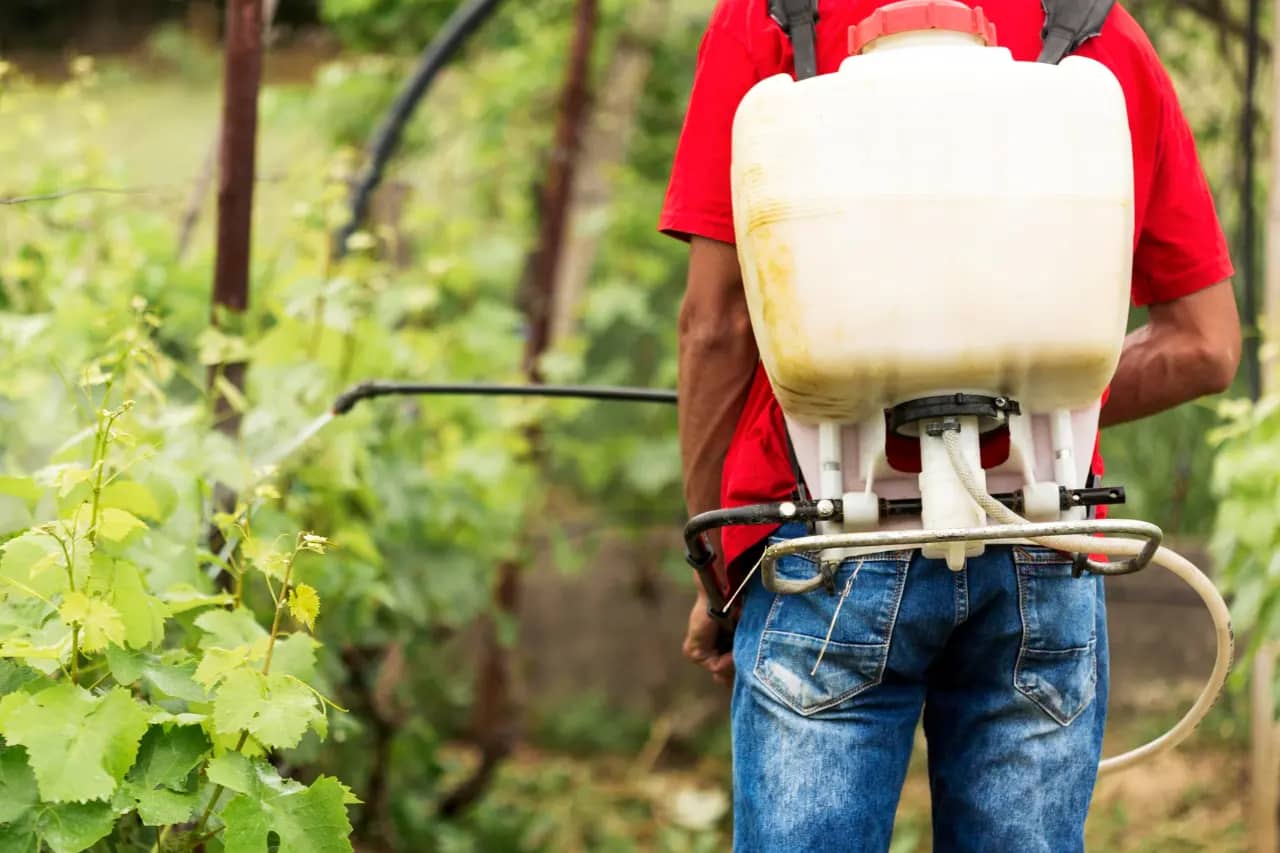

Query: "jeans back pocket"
<box><xmin>752</xmin><ymin>546</ymin><xmax>910</xmax><ymax>717</ymax></box>
<box><xmin>1014</xmin><ymin>546</ymin><xmax>1099</xmax><ymax>725</ymax></box>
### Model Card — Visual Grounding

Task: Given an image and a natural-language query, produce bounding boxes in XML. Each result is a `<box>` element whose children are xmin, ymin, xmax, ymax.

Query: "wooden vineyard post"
<box><xmin>206</xmin><ymin>0</ymin><xmax>264</xmax><ymax>576</ymax></box>
<box><xmin>209</xmin><ymin>0</ymin><xmax>263</xmax><ymax>437</ymax></box>
<box><xmin>177</xmin><ymin>0</ymin><xmax>279</xmax><ymax>260</ymax></box>
<box><xmin>211</xmin><ymin>0</ymin><xmax>263</xmax><ymax>328</ymax></box>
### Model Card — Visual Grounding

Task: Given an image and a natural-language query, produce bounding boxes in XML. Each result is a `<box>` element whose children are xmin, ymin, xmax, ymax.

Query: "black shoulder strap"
<box><xmin>769</xmin><ymin>0</ymin><xmax>820</xmax><ymax>80</ymax></box>
<box><xmin>1038</xmin><ymin>0</ymin><xmax>1117</xmax><ymax>64</ymax></box>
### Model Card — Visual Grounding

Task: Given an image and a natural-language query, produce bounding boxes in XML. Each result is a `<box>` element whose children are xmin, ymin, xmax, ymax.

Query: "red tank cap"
<box><xmin>849</xmin><ymin>0</ymin><xmax>997</xmax><ymax>55</ymax></box>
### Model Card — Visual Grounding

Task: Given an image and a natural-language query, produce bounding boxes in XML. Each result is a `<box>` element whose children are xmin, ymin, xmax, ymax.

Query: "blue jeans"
<box><xmin>731</xmin><ymin>523</ymin><xmax>1108</xmax><ymax>852</ymax></box>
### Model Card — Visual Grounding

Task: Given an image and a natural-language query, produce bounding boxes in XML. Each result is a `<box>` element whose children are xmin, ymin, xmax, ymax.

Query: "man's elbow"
<box><xmin>678</xmin><ymin>295</ymin><xmax>755</xmax><ymax>353</ymax></box>
<box><xmin>1191</xmin><ymin>329</ymin><xmax>1241</xmax><ymax>396</ymax></box>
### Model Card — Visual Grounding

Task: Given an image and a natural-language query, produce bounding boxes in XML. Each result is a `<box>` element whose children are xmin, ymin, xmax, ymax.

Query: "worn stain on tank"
<box><xmin>749</xmin><ymin>220</ymin><xmax>835</xmax><ymax>418</ymax></box>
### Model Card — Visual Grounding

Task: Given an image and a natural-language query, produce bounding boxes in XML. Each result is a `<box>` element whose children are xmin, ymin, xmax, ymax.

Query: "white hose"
<box><xmin>941</xmin><ymin>430</ymin><xmax>1233</xmax><ymax>776</ymax></box>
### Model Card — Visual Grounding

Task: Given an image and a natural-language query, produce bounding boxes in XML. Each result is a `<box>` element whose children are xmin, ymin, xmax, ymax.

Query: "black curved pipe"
<box><xmin>330</xmin><ymin>380</ymin><xmax>677</xmax><ymax>415</ymax></box>
<box><xmin>335</xmin><ymin>0</ymin><xmax>506</xmax><ymax>256</ymax></box>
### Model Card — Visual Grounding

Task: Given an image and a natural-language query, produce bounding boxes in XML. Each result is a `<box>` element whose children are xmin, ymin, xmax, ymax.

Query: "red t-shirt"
<box><xmin>661</xmin><ymin>0</ymin><xmax>1234</xmax><ymax>593</ymax></box>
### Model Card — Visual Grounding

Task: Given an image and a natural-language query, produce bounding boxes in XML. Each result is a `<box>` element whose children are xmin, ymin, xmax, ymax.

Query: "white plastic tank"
<box><xmin>731</xmin><ymin>0</ymin><xmax>1134</xmax><ymax>425</ymax></box>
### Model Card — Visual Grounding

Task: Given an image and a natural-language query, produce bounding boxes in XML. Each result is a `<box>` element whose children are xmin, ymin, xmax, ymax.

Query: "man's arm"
<box><xmin>678</xmin><ymin>237</ymin><xmax>759</xmax><ymax>517</ymax></box>
<box><xmin>1100</xmin><ymin>279</ymin><xmax>1240</xmax><ymax>427</ymax></box>
<box><xmin>677</xmin><ymin>236</ymin><xmax>759</xmax><ymax>686</ymax></box>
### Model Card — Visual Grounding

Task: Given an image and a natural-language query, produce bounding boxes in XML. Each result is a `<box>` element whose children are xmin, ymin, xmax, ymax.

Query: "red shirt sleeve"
<box><xmin>659</xmin><ymin>12</ymin><xmax>762</xmax><ymax>245</ymax></box>
<box><xmin>1129</xmin><ymin>49</ymin><xmax>1234</xmax><ymax>306</ymax></box>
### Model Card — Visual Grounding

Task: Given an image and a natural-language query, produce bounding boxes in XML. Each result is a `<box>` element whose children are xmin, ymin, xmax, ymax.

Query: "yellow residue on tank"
<box><xmin>748</xmin><ymin>222</ymin><xmax>817</xmax><ymax>408</ymax></box>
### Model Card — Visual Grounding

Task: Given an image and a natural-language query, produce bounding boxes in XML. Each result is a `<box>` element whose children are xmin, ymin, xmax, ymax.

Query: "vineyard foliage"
<box><xmin>0</xmin><ymin>0</ymin><xmax>1268</xmax><ymax>848</ymax></box>
<box><xmin>0</xmin><ymin>8</ymin><xmax>703</xmax><ymax>844</ymax></box>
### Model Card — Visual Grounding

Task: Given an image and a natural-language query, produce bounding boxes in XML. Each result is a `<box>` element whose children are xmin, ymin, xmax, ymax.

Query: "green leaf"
<box><xmin>33</xmin><ymin>801</ymin><xmax>116</xmax><ymax>853</ymax></box>
<box><xmin>98</xmin><ymin>481</ymin><xmax>161</xmax><ymax>521</ymax></box>
<box><xmin>57</xmin><ymin>592</ymin><xmax>124</xmax><ymax>653</ymax></box>
<box><xmin>53</xmin><ymin>468</ymin><xmax>93</xmax><ymax>512</ymax></box>
<box><xmin>211</xmin><ymin>666</ymin><xmax>322</xmax><ymax>747</ymax></box>
<box><xmin>147</xmin><ymin>710</ymin><xmax>206</xmax><ymax>727</ymax></box>
<box><xmin>105</xmin><ymin>645</ymin><xmax>144</xmax><ymax>684</ymax></box>
<box><xmin>0</xmin><ymin>747</ymin><xmax>37</xmax><ymax>824</ymax></box>
<box><xmin>108</xmin><ymin>562</ymin><xmax>168</xmax><ymax>648</ymax></box>
<box><xmin>0</xmin><ymin>685</ymin><xmax>150</xmax><ymax>803</ymax></box>
<box><xmin>143</xmin><ymin>660</ymin><xmax>208</xmax><ymax>703</ymax></box>
<box><xmin>194</xmin><ymin>646</ymin><xmax>256</xmax><ymax>688</ymax></box>
<box><xmin>0</xmin><ymin>478</ymin><xmax>39</xmax><ymax>511</ymax></box>
<box><xmin>205</xmin><ymin>752</ymin><xmax>254</xmax><ymax>794</ymax></box>
<box><xmin>287</xmin><ymin>584</ymin><xmax>320</xmax><ymax>630</ymax></box>
<box><xmin>269</xmin><ymin>634</ymin><xmax>317</xmax><ymax>684</ymax></box>
<box><xmin>95</xmin><ymin>508</ymin><xmax>146</xmax><ymax>545</ymax></box>
<box><xmin>107</xmin><ymin>647</ymin><xmax>208</xmax><ymax>701</ymax></box>
<box><xmin>159</xmin><ymin>586</ymin><xmax>235</xmax><ymax>614</ymax></box>
<box><xmin>133</xmin><ymin>786</ymin><xmax>198</xmax><ymax>826</ymax></box>
<box><xmin>212</xmin><ymin>669</ymin><xmax>324</xmax><ymax>750</ymax></box>
<box><xmin>197</xmin><ymin>328</ymin><xmax>252</xmax><ymax>366</ymax></box>
<box><xmin>0</xmin><ymin>756</ymin><xmax>119</xmax><ymax>853</ymax></box>
<box><xmin>0</xmin><ymin>825</ymin><xmax>37</xmax><ymax>853</ymax></box>
<box><xmin>196</xmin><ymin>608</ymin><xmax>268</xmax><ymax>650</ymax></box>
<box><xmin>1</xmin><ymin>532</ymin><xmax>65</xmax><ymax>600</ymax></box>
<box><xmin>220</xmin><ymin>771</ymin><xmax>354</xmax><ymax>853</ymax></box>
<box><xmin>0</xmin><ymin>661</ymin><xmax>41</xmax><ymax>695</ymax></box>
<box><xmin>244</xmin><ymin>544</ymin><xmax>291</xmax><ymax>582</ymax></box>
<box><xmin>129</xmin><ymin>725</ymin><xmax>210</xmax><ymax>791</ymax></box>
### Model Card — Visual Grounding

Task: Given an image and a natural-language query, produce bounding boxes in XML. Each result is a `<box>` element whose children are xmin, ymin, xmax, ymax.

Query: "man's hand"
<box><xmin>683</xmin><ymin>586</ymin><xmax>735</xmax><ymax>688</ymax></box>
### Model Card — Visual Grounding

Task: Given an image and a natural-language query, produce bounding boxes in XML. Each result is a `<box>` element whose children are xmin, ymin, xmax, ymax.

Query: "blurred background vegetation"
<box><xmin>0</xmin><ymin>0</ymin><xmax>1276</xmax><ymax>850</ymax></box>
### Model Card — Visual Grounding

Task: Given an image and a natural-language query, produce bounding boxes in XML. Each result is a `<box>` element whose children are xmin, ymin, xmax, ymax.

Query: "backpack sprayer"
<box><xmin>263</xmin><ymin>0</ymin><xmax>1230</xmax><ymax>781</ymax></box>
<box><xmin>683</xmin><ymin>0</ymin><xmax>1232</xmax><ymax>777</ymax></box>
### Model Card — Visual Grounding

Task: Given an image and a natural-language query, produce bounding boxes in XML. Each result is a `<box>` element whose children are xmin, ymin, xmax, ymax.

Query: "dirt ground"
<box><xmin>430</xmin><ymin>698</ymin><xmax>1249</xmax><ymax>852</ymax></box>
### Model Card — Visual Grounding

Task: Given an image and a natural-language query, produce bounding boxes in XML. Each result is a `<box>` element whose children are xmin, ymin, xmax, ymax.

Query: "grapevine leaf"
<box><xmin>0</xmin><ymin>478</ymin><xmax>39</xmax><ymax>511</ymax></box>
<box><xmin>105</xmin><ymin>645</ymin><xmax>144</xmax><ymax>684</ymax></box>
<box><xmin>220</xmin><ymin>770</ymin><xmax>354</xmax><ymax>853</ymax></box>
<box><xmin>133</xmin><ymin>786</ymin><xmax>198</xmax><ymax>826</ymax></box>
<box><xmin>332</xmin><ymin>779</ymin><xmax>362</xmax><ymax>806</ymax></box>
<box><xmin>197</xmin><ymin>328</ymin><xmax>252</xmax><ymax>366</ymax></box>
<box><xmin>0</xmin><ymin>820</ymin><xmax>37</xmax><ymax>853</ymax></box>
<box><xmin>195</xmin><ymin>608</ymin><xmax>267</xmax><ymax>650</ymax></box>
<box><xmin>108</xmin><ymin>647</ymin><xmax>208</xmax><ymax>701</ymax></box>
<box><xmin>98</xmin><ymin>481</ymin><xmax>161</xmax><ymax>521</ymax></box>
<box><xmin>0</xmin><ymin>661</ymin><xmax>40</xmax><ymax>695</ymax></box>
<box><xmin>194</xmin><ymin>646</ymin><xmax>254</xmax><ymax>688</ymax></box>
<box><xmin>254</xmin><ymin>551</ymin><xmax>291</xmax><ymax>583</ymax></box>
<box><xmin>212</xmin><ymin>670</ymin><xmax>323</xmax><ymax>750</ymax></box>
<box><xmin>57</xmin><ymin>592</ymin><xmax>124</xmax><ymax>653</ymax></box>
<box><xmin>33</xmin><ymin>801</ymin><xmax>116</xmax><ymax>853</ymax></box>
<box><xmin>0</xmin><ymin>533</ymin><xmax>65</xmax><ymax>600</ymax></box>
<box><xmin>108</xmin><ymin>562</ymin><xmax>168</xmax><ymax>648</ymax></box>
<box><xmin>0</xmin><ymin>747</ymin><xmax>37</xmax><ymax>823</ymax></box>
<box><xmin>0</xmin><ymin>685</ymin><xmax>149</xmax><ymax>803</ymax></box>
<box><xmin>287</xmin><ymin>584</ymin><xmax>319</xmax><ymax>630</ymax></box>
<box><xmin>269</xmin><ymin>634</ymin><xmax>318</xmax><ymax>683</ymax></box>
<box><xmin>158</xmin><ymin>586</ymin><xmax>234</xmax><ymax>615</ymax></box>
<box><xmin>147</xmin><ymin>711</ymin><xmax>205</xmax><ymax>727</ymax></box>
<box><xmin>142</xmin><ymin>660</ymin><xmax>207</xmax><ymax>703</ymax></box>
<box><xmin>129</xmin><ymin>725</ymin><xmax>210</xmax><ymax>791</ymax></box>
<box><xmin>95</xmin><ymin>509</ymin><xmax>146</xmax><ymax>546</ymax></box>
<box><xmin>53</xmin><ymin>468</ymin><xmax>93</xmax><ymax>512</ymax></box>
<box><xmin>205</xmin><ymin>752</ymin><xmax>254</xmax><ymax>794</ymax></box>
<box><xmin>0</xmin><ymin>637</ymin><xmax>69</xmax><ymax>669</ymax></box>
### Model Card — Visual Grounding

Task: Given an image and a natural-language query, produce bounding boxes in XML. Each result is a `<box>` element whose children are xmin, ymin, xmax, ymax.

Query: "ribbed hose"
<box><xmin>941</xmin><ymin>430</ymin><xmax>1233</xmax><ymax>776</ymax></box>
